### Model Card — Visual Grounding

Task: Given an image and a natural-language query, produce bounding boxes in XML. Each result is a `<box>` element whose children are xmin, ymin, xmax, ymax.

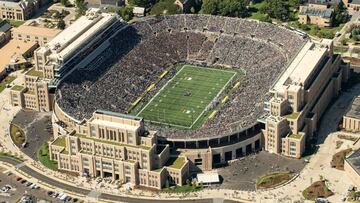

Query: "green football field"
<box><xmin>137</xmin><ymin>65</ymin><xmax>237</xmax><ymax>129</ymax></box>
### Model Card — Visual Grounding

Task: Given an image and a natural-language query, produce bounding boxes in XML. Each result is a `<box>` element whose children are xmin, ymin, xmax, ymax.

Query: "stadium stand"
<box><xmin>56</xmin><ymin>14</ymin><xmax>307</xmax><ymax>139</ymax></box>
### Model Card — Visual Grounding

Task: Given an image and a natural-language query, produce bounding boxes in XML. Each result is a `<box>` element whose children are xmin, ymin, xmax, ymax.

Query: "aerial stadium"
<box><xmin>19</xmin><ymin>10</ymin><xmax>347</xmax><ymax>188</ymax></box>
<box><xmin>54</xmin><ymin>14</ymin><xmax>306</xmax><ymax>146</ymax></box>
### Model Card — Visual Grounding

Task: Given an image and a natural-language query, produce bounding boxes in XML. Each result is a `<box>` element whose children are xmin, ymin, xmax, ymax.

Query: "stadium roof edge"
<box><xmin>95</xmin><ymin>110</ymin><xmax>143</xmax><ymax>121</ymax></box>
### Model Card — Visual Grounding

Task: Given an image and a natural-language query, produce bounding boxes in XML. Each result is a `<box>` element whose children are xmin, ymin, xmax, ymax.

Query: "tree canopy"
<box><xmin>260</xmin><ymin>0</ymin><xmax>290</xmax><ymax>21</ymax></box>
<box><xmin>128</xmin><ymin>0</ymin><xmax>155</xmax><ymax>8</ymax></box>
<box><xmin>75</xmin><ymin>0</ymin><xmax>86</xmax><ymax>17</ymax></box>
<box><xmin>201</xmin><ymin>0</ymin><xmax>250</xmax><ymax>18</ymax></box>
<box><xmin>118</xmin><ymin>6</ymin><xmax>134</xmax><ymax>21</ymax></box>
<box><xmin>333</xmin><ymin>1</ymin><xmax>349</xmax><ymax>26</ymax></box>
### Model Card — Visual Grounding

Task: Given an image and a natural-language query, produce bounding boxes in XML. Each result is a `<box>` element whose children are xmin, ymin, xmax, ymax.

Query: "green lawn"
<box><xmin>0</xmin><ymin>76</ymin><xmax>16</xmax><ymax>93</ymax></box>
<box><xmin>289</xmin><ymin>21</ymin><xmax>344</xmax><ymax>39</ymax></box>
<box><xmin>137</xmin><ymin>65</ymin><xmax>237</xmax><ymax>129</ymax></box>
<box><xmin>37</xmin><ymin>142</ymin><xmax>58</xmax><ymax>170</ymax></box>
<box><xmin>5</xmin><ymin>19</ymin><xmax>25</xmax><ymax>27</ymax></box>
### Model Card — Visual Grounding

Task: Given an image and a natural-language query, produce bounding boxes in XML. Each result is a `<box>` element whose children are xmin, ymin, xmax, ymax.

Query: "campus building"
<box><xmin>0</xmin><ymin>20</ymin><xmax>11</xmax><ymax>46</ymax></box>
<box><xmin>298</xmin><ymin>4</ymin><xmax>333</xmax><ymax>27</ymax></box>
<box><xmin>343</xmin><ymin>0</ymin><xmax>360</xmax><ymax>10</ymax></box>
<box><xmin>49</xmin><ymin>110</ymin><xmax>190</xmax><ymax>189</ymax></box>
<box><xmin>0</xmin><ymin>39</ymin><xmax>37</xmax><ymax>79</ymax></box>
<box><xmin>343</xmin><ymin>96</ymin><xmax>360</xmax><ymax>132</ymax></box>
<box><xmin>9</xmin><ymin>8</ymin><xmax>123</xmax><ymax>111</ymax></box>
<box><xmin>11</xmin><ymin>24</ymin><xmax>61</xmax><ymax>46</ymax></box>
<box><xmin>345</xmin><ymin>149</ymin><xmax>360</xmax><ymax>187</ymax></box>
<box><xmin>0</xmin><ymin>0</ymin><xmax>43</xmax><ymax>21</ymax></box>
<box><xmin>263</xmin><ymin>39</ymin><xmax>349</xmax><ymax>158</ymax></box>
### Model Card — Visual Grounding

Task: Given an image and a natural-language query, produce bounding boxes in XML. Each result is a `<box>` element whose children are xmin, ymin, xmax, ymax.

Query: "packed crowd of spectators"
<box><xmin>56</xmin><ymin>14</ymin><xmax>307</xmax><ymax>139</ymax></box>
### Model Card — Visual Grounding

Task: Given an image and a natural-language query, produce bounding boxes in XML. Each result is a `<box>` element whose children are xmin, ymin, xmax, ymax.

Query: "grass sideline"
<box><xmin>256</xmin><ymin>172</ymin><xmax>293</xmax><ymax>189</ymax></box>
<box><xmin>37</xmin><ymin>142</ymin><xmax>58</xmax><ymax>170</ymax></box>
<box><xmin>137</xmin><ymin>65</ymin><xmax>237</xmax><ymax>129</ymax></box>
<box><xmin>0</xmin><ymin>76</ymin><xmax>16</xmax><ymax>93</ymax></box>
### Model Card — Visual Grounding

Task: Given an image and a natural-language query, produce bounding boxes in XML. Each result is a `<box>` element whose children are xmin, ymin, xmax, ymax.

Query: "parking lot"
<box><xmin>217</xmin><ymin>151</ymin><xmax>306</xmax><ymax>191</ymax></box>
<box><xmin>0</xmin><ymin>166</ymin><xmax>64</xmax><ymax>202</ymax></box>
<box><xmin>12</xmin><ymin>110</ymin><xmax>53</xmax><ymax>160</ymax></box>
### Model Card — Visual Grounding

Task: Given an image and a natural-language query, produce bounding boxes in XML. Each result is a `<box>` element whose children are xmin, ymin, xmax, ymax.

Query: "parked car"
<box><xmin>25</xmin><ymin>182</ymin><xmax>32</xmax><ymax>187</ymax></box>
<box><xmin>16</xmin><ymin>177</ymin><xmax>22</xmax><ymax>181</ymax></box>
<box><xmin>47</xmin><ymin>191</ymin><xmax>54</xmax><ymax>196</ymax></box>
<box><xmin>51</xmin><ymin>192</ymin><xmax>59</xmax><ymax>198</ymax></box>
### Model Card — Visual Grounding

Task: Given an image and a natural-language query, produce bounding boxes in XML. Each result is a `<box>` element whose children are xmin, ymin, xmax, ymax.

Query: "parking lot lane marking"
<box><xmin>213</xmin><ymin>198</ymin><xmax>224</xmax><ymax>203</ymax></box>
<box><xmin>15</xmin><ymin>162</ymin><xmax>25</xmax><ymax>169</ymax></box>
<box><xmin>87</xmin><ymin>190</ymin><xmax>101</xmax><ymax>199</ymax></box>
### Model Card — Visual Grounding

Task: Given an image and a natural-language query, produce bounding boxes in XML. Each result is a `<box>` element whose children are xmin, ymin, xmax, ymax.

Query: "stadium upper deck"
<box><xmin>55</xmin><ymin>14</ymin><xmax>307</xmax><ymax>140</ymax></box>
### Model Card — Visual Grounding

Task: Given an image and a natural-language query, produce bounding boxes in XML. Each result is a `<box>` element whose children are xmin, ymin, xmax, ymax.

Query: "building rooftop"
<box><xmin>350</xmin><ymin>0</ymin><xmax>360</xmax><ymax>5</ymax></box>
<box><xmin>346</xmin><ymin>149</ymin><xmax>360</xmax><ymax>177</ymax></box>
<box><xmin>288</xmin><ymin>134</ymin><xmax>303</xmax><ymax>139</ymax></box>
<box><xmin>345</xmin><ymin>96</ymin><xmax>360</xmax><ymax>120</ymax></box>
<box><xmin>299</xmin><ymin>6</ymin><xmax>332</xmax><ymax>18</ymax></box>
<box><xmin>38</xmin><ymin>8</ymin><xmax>116</xmax><ymax>62</ymax></box>
<box><xmin>0</xmin><ymin>21</ymin><xmax>11</xmax><ymax>33</ymax></box>
<box><xmin>75</xmin><ymin>133</ymin><xmax>151</xmax><ymax>150</ymax></box>
<box><xmin>0</xmin><ymin>39</ymin><xmax>36</xmax><ymax>73</ymax></box>
<box><xmin>12</xmin><ymin>25</ymin><xmax>61</xmax><ymax>39</ymax></box>
<box><xmin>284</xmin><ymin>112</ymin><xmax>300</xmax><ymax>120</ymax></box>
<box><xmin>11</xmin><ymin>85</ymin><xmax>24</xmax><ymax>91</ymax></box>
<box><xmin>95</xmin><ymin>110</ymin><xmax>143</xmax><ymax>121</ymax></box>
<box><xmin>91</xmin><ymin>119</ymin><xmax>139</xmax><ymax>131</ymax></box>
<box><xmin>197</xmin><ymin>172</ymin><xmax>220</xmax><ymax>184</ymax></box>
<box><xmin>52</xmin><ymin>136</ymin><xmax>66</xmax><ymax>147</ymax></box>
<box><xmin>25</xmin><ymin>68</ymin><xmax>43</xmax><ymax>77</ymax></box>
<box><xmin>166</xmin><ymin>157</ymin><xmax>186</xmax><ymax>169</ymax></box>
<box><xmin>273</xmin><ymin>41</ymin><xmax>328</xmax><ymax>93</ymax></box>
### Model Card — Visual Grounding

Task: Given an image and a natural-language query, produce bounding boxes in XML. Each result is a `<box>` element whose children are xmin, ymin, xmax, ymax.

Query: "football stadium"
<box><xmin>55</xmin><ymin>14</ymin><xmax>306</xmax><ymax>147</ymax></box>
<box><xmin>27</xmin><ymin>11</ymin><xmax>348</xmax><ymax>186</ymax></box>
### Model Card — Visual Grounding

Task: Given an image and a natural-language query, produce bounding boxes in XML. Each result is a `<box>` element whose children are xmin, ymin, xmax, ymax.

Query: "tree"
<box><xmin>258</xmin><ymin>14</ymin><xmax>272</xmax><ymax>23</ymax></box>
<box><xmin>118</xmin><ymin>6</ymin><xmax>134</xmax><ymax>21</ymax></box>
<box><xmin>201</xmin><ymin>0</ymin><xmax>219</xmax><ymax>15</ymax></box>
<box><xmin>60</xmin><ymin>0</ymin><xmax>70</xmax><ymax>7</ymax></box>
<box><xmin>260</xmin><ymin>0</ymin><xmax>290</xmax><ymax>21</ymax></box>
<box><xmin>201</xmin><ymin>0</ymin><xmax>250</xmax><ymax>17</ymax></box>
<box><xmin>128</xmin><ymin>0</ymin><xmax>155</xmax><ymax>8</ymax></box>
<box><xmin>218</xmin><ymin>0</ymin><xmax>250</xmax><ymax>17</ymax></box>
<box><xmin>340</xmin><ymin>37</ymin><xmax>348</xmax><ymax>45</ymax></box>
<box><xmin>150</xmin><ymin>0</ymin><xmax>182</xmax><ymax>15</ymax></box>
<box><xmin>289</xmin><ymin>0</ymin><xmax>301</xmax><ymax>9</ymax></box>
<box><xmin>333</xmin><ymin>1</ymin><xmax>349</xmax><ymax>26</ymax></box>
<box><xmin>57</xmin><ymin>19</ymin><xmax>66</xmax><ymax>29</ymax></box>
<box><xmin>75</xmin><ymin>0</ymin><xmax>86</xmax><ymax>17</ymax></box>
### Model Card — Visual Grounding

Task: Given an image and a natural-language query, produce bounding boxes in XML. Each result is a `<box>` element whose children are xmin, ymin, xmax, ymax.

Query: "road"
<box><xmin>0</xmin><ymin>156</ymin><xmax>240</xmax><ymax>203</ymax></box>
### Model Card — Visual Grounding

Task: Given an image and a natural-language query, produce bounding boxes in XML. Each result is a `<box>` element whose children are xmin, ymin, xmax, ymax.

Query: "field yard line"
<box><xmin>136</xmin><ymin>65</ymin><xmax>187</xmax><ymax>117</ymax></box>
<box><xmin>189</xmin><ymin>70</ymin><xmax>237</xmax><ymax>129</ymax></box>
